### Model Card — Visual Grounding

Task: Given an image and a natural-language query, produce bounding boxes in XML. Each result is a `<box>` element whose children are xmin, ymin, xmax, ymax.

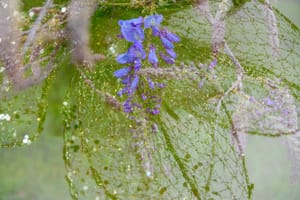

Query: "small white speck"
<box><xmin>0</xmin><ymin>67</ymin><xmax>5</xmax><ymax>73</ymax></box>
<box><xmin>67</xmin><ymin>171</ymin><xmax>72</xmax><ymax>178</ymax></box>
<box><xmin>146</xmin><ymin>170</ymin><xmax>152</xmax><ymax>177</ymax></box>
<box><xmin>29</xmin><ymin>11</ymin><xmax>35</xmax><ymax>18</ymax></box>
<box><xmin>188</xmin><ymin>114</ymin><xmax>194</xmax><ymax>119</ymax></box>
<box><xmin>83</xmin><ymin>185</ymin><xmax>88</xmax><ymax>191</ymax></box>
<box><xmin>63</xmin><ymin>101</ymin><xmax>68</xmax><ymax>106</ymax></box>
<box><xmin>95</xmin><ymin>197</ymin><xmax>100</xmax><ymax>200</ymax></box>
<box><xmin>0</xmin><ymin>37</ymin><xmax>2</xmax><ymax>43</ymax></box>
<box><xmin>109</xmin><ymin>45</ymin><xmax>116</xmax><ymax>54</ymax></box>
<box><xmin>13</xmin><ymin>11</ymin><xmax>18</xmax><ymax>17</ymax></box>
<box><xmin>22</xmin><ymin>134</ymin><xmax>32</xmax><ymax>144</ymax></box>
<box><xmin>61</xmin><ymin>7</ymin><xmax>67</xmax><ymax>13</ymax></box>
<box><xmin>39</xmin><ymin>48</ymin><xmax>44</xmax><ymax>54</ymax></box>
<box><xmin>0</xmin><ymin>113</ymin><xmax>11</xmax><ymax>121</ymax></box>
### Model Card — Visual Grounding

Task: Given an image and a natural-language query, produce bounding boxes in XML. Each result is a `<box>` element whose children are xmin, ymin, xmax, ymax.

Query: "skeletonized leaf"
<box><xmin>232</xmin><ymin>80</ymin><xmax>299</xmax><ymax>181</ymax></box>
<box><xmin>233</xmin><ymin>81</ymin><xmax>297</xmax><ymax>136</ymax></box>
<box><xmin>259</xmin><ymin>0</ymin><xmax>280</xmax><ymax>58</ymax></box>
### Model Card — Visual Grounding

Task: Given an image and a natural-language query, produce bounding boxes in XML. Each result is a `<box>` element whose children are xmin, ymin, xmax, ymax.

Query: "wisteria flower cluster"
<box><xmin>114</xmin><ymin>14</ymin><xmax>180</xmax><ymax>114</ymax></box>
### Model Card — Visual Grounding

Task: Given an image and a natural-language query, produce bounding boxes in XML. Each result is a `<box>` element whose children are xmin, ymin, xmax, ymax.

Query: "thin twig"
<box><xmin>22</xmin><ymin>0</ymin><xmax>53</xmax><ymax>54</ymax></box>
<box><xmin>14</xmin><ymin>45</ymin><xmax>60</xmax><ymax>90</ymax></box>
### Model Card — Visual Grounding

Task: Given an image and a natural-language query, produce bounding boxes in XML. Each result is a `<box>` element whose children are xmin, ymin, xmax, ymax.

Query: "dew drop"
<box><xmin>61</xmin><ymin>7</ymin><xmax>67</xmax><ymax>13</ymax></box>
<box><xmin>22</xmin><ymin>134</ymin><xmax>31</xmax><ymax>145</ymax></box>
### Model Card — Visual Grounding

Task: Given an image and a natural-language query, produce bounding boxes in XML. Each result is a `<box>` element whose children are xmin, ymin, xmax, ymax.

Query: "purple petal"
<box><xmin>264</xmin><ymin>98</ymin><xmax>275</xmax><ymax>106</ymax></box>
<box><xmin>163</xmin><ymin>29</ymin><xmax>180</xmax><ymax>43</ymax></box>
<box><xmin>118</xmin><ymin>87</ymin><xmax>127</xmax><ymax>96</ymax></box>
<box><xmin>152</xmin><ymin>26</ymin><xmax>161</xmax><ymax>36</ymax></box>
<box><xmin>134</xmin><ymin>59</ymin><xmax>142</xmax><ymax>71</ymax></box>
<box><xmin>119</xmin><ymin>17</ymin><xmax>144</xmax><ymax>43</ymax></box>
<box><xmin>157</xmin><ymin>83</ymin><xmax>166</xmax><ymax>88</ymax></box>
<box><xmin>121</xmin><ymin>27</ymin><xmax>144</xmax><ymax>43</ymax></box>
<box><xmin>122</xmin><ymin>76</ymin><xmax>130</xmax><ymax>84</ymax></box>
<box><xmin>160</xmin><ymin>36</ymin><xmax>174</xmax><ymax>49</ymax></box>
<box><xmin>148</xmin><ymin>78</ymin><xmax>155</xmax><ymax>89</ymax></box>
<box><xmin>116</xmin><ymin>53</ymin><xmax>132</xmax><ymax>64</ymax></box>
<box><xmin>128</xmin><ymin>75</ymin><xmax>139</xmax><ymax>95</ymax></box>
<box><xmin>198</xmin><ymin>79</ymin><xmax>205</xmax><ymax>89</ymax></box>
<box><xmin>119</xmin><ymin>17</ymin><xmax>143</xmax><ymax>27</ymax></box>
<box><xmin>249</xmin><ymin>96</ymin><xmax>256</xmax><ymax>102</ymax></box>
<box><xmin>128</xmin><ymin>17</ymin><xmax>144</xmax><ymax>26</ymax></box>
<box><xmin>208</xmin><ymin>59</ymin><xmax>217</xmax><ymax>70</ymax></box>
<box><xmin>141</xmin><ymin>94</ymin><xmax>147</xmax><ymax>100</ymax></box>
<box><xmin>129</xmin><ymin>42</ymin><xmax>146</xmax><ymax>60</ymax></box>
<box><xmin>123</xmin><ymin>99</ymin><xmax>133</xmax><ymax>113</ymax></box>
<box><xmin>151</xmin><ymin>109</ymin><xmax>160</xmax><ymax>115</ymax></box>
<box><xmin>133</xmin><ymin>27</ymin><xmax>145</xmax><ymax>42</ymax></box>
<box><xmin>148</xmin><ymin>45</ymin><xmax>158</xmax><ymax>66</ymax></box>
<box><xmin>165</xmin><ymin>48</ymin><xmax>176</xmax><ymax>58</ymax></box>
<box><xmin>114</xmin><ymin>67</ymin><xmax>131</xmax><ymax>78</ymax></box>
<box><xmin>160</xmin><ymin>52</ymin><xmax>175</xmax><ymax>64</ymax></box>
<box><xmin>118</xmin><ymin>20</ymin><xmax>125</xmax><ymax>26</ymax></box>
<box><xmin>144</xmin><ymin>14</ymin><xmax>163</xmax><ymax>28</ymax></box>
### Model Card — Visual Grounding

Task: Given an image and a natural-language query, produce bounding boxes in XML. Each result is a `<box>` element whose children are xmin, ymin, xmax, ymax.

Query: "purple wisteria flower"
<box><xmin>117</xmin><ymin>74</ymin><xmax>140</xmax><ymax>96</ymax></box>
<box><xmin>159</xmin><ymin>52</ymin><xmax>175</xmax><ymax>64</ymax></box>
<box><xmin>147</xmin><ymin>77</ymin><xmax>155</xmax><ymax>89</ymax></box>
<box><xmin>148</xmin><ymin>45</ymin><xmax>158</xmax><ymax>67</ymax></box>
<box><xmin>116</xmin><ymin>42</ymin><xmax>146</xmax><ymax>64</ymax></box>
<box><xmin>160</xmin><ymin>28</ymin><xmax>180</xmax><ymax>43</ymax></box>
<box><xmin>208</xmin><ymin>59</ymin><xmax>217</xmax><ymax>70</ymax></box>
<box><xmin>114</xmin><ymin>67</ymin><xmax>131</xmax><ymax>78</ymax></box>
<box><xmin>119</xmin><ymin>17</ymin><xmax>144</xmax><ymax>43</ymax></box>
<box><xmin>144</xmin><ymin>14</ymin><xmax>163</xmax><ymax>36</ymax></box>
<box><xmin>144</xmin><ymin>14</ymin><xmax>180</xmax><ymax>65</ymax></box>
<box><xmin>158</xmin><ymin>29</ymin><xmax>180</xmax><ymax>64</ymax></box>
<box><xmin>115</xmin><ymin>14</ymin><xmax>180</xmax><ymax>114</ymax></box>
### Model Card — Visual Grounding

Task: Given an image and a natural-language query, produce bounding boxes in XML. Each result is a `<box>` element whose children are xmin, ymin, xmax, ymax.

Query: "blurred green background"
<box><xmin>0</xmin><ymin>0</ymin><xmax>299</xmax><ymax>200</ymax></box>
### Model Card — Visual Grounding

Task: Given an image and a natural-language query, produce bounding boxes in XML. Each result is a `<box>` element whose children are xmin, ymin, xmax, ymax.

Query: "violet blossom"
<box><xmin>115</xmin><ymin>14</ymin><xmax>180</xmax><ymax>114</ymax></box>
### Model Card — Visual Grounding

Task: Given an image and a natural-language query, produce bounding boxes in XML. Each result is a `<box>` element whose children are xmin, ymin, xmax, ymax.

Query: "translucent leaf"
<box><xmin>232</xmin><ymin>79</ymin><xmax>299</xmax><ymax>181</ymax></box>
<box><xmin>0</xmin><ymin>83</ymin><xmax>48</xmax><ymax>148</ymax></box>
<box><xmin>233</xmin><ymin>81</ymin><xmax>297</xmax><ymax>136</ymax></box>
<box><xmin>61</xmin><ymin>72</ymin><xmax>250</xmax><ymax>199</ymax></box>
<box><xmin>60</xmin><ymin>1</ymin><xmax>300</xmax><ymax>199</ymax></box>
